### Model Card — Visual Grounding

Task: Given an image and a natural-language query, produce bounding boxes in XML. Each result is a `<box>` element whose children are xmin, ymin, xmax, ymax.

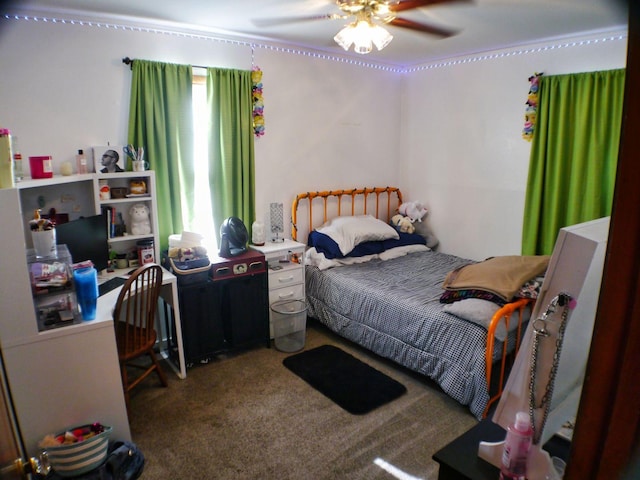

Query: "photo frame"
<box><xmin>93</xmin><ymin>146</ymin><xmax>126</xmax><ymax>173</ymax></box>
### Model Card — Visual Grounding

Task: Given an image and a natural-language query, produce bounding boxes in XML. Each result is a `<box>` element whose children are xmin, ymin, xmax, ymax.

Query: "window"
<box><xmin>187</xmin><ymin>75</ymin><xmax>217</xmax><ymax>253</ymax></box>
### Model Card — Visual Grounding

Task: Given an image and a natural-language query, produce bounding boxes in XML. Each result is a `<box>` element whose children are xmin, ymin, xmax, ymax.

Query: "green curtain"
<box><xmin>127</xmin><ymin>60</ymin><xmax>194</xmax><ymax>252</ymax></box>
<box><xmin>522</xmin><ymin>69</ymin><xmax>625</xmax><ymax>255</ymax></box>
<box><xmin>206</xmin><ymin>67</ymin><xmax>256</xmax><ymax>243</ymax></box>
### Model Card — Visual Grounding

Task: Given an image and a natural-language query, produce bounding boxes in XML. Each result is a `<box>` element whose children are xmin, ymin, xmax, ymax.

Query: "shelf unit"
<box><xmin>16</xmin><ymin>171</ymin><xmax>160</xmax><ymax>266</ymax></box>
<box><xmin>92</xmin><ymin>171</ymin><xmax>160</xmax><ymax>264</ymax></box>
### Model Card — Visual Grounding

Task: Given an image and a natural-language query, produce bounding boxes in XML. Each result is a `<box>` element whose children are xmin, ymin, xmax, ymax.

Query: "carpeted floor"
<box><xmin>127</xmin><ymin>319</ymin><xmax>478</xmax><ymax>479</ymax></box>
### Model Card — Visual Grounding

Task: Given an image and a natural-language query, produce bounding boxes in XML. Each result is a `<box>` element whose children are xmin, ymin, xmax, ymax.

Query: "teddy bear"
<box><xmin>390</xmin><ymin>214</ymin><xmax>415</xmax><ymax>234</ymax></box>
<box><xmin>129</xmin><ymin>203</ymin><xmax>151</xmax><ymax>235</ymax></box>
<box><xmin>411</xmin><ymin>210</ymin><xmax>439</xmax><ymax>250</ymax></box>
<box><xmin>398</xmin><ymin>201</ymin><xmax>429</xmax><ymax>223</ymax></box>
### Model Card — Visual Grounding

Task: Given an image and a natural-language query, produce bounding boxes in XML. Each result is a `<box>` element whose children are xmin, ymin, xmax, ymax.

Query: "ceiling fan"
<box><xmin>253</xmin><ymin>0</ymin><xmax>468</xmax><ymax>54</ymax></box>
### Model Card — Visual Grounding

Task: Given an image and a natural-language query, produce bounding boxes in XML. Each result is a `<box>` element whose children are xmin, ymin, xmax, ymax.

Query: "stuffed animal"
<box><xmin>390</xmin><ymin>214</ymin><xmax>415</xmax><ymax>234</ymax></box>
<box><xmin>411</xmin><ymin>210</ymin><xmax>439</xmax><ymax>250</ymax></box>
<box><xmin>398</xmin><ymin>201</ymin><xmax>429</xmax><ymax>223</ymax></box>
<box><xmin>129</xmin><ymin>203</ymin><xmax>151</xmax><ymax>235</ymax></box>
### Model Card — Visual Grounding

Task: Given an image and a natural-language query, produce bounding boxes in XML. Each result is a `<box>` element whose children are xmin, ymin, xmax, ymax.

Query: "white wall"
<box><xmin>0</xmin><ymin>16</ymin><xmax>627</xmax><ymax>257</ymax></box>
<box><xmin>401</xmin><ymin>33</ymin><xmax>627</xmax><ymax>260</ymax></box>
<box><xmin>0</xmin><ymin>17</ymin><xmax>401</xmax><ymax>243</ymax></box>
<box><xmin>251</xmin><ymin>49</ymin><xmax>402</xmax><ymax>233</ymax></box>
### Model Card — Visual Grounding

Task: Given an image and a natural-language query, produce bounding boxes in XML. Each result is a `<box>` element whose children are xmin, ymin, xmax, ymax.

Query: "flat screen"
<box><xmin>55</xmin><ymin>213</ymin><xmax>110</xmax><ymax>273</ymax></box>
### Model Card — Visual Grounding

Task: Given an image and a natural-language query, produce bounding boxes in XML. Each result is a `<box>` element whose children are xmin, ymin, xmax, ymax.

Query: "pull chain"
<box><xmin>529</xmin><ymin>292</ymin><xmax>575</xmax><ymax>444</ymax></box>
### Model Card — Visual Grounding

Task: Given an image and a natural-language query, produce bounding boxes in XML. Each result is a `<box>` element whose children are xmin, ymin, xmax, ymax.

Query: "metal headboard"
<box><xmin>291</xmin><ymin>187</ymin><xmax>403</xmax><ymax>242</ymax></box>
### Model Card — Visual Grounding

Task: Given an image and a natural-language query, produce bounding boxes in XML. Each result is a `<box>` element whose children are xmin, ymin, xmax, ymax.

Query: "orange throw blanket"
<box><xmin>442</xmin><ymin>255</ymin><xmax>551</xmax><ymax>301</ymax></box>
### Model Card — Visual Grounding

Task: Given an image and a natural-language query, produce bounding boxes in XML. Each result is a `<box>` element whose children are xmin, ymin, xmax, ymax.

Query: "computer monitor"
<box><xmin>55</xmin><ymin>213</ymin><xmax>110</xmax><ymax>273</ymax></box>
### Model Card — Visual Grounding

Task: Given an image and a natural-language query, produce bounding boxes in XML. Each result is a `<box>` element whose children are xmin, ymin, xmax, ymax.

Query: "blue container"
<box><xmin>73</xmin><ymin>267</ymin><xmax>98</xmax><ymax>320</ymax></box>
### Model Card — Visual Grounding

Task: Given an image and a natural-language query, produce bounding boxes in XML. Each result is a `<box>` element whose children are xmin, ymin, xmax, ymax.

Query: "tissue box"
<box><xmin>29</xmin><ymin>155</ymin><xmax>53</xmax><ymax>179</ymax></box>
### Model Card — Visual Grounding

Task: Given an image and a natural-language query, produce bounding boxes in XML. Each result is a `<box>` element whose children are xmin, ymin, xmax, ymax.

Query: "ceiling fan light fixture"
<box><xmin>352</xmin><ymin>19</ymin><xmax>373</xmax><ymax>54</ymax></box>
<box><xmin>334</xmin><ymin>23</ymin><xmax>357</xmax><ymax>51</ymax></box>
<box><xmin>369</xmin><ymin>24</ymin><xmax>393</xmax><ymax>51</ymax></box>
<box><xmin>333</xmin><ymin>18</ymin><xmax>393</xmax><ymax>54</ymax></box>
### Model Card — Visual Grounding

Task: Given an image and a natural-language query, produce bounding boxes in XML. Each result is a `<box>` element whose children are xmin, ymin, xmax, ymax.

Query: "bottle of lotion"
<box><xmin>0</xmin><ymin>128</ymin><xmax>15</xmax><ymax>189</ymax></box>
<box><xmin>500</xmin><ymin>411</ymin><xmax>533</xmax><ymax>480</ymax></box>
<box><xmin>12</xmin><ymin>136</ymin><xmax>22</xmax><ymax>182</ymax></box>
<box><xmin>76</xmin><ymin>149</ymin><xmax>88</xmax><ymax>174</ymax></box>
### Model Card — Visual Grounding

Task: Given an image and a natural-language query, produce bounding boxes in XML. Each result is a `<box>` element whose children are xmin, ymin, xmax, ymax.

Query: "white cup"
<box><xmin>32</xmin><ymin>229</ymin><xmax>57</xmax><ymax>258</ymax></box>
<box><xmin>132</xmin><ymin>160</ymin><xmax>149</xmax><ymax>172</ymax></box>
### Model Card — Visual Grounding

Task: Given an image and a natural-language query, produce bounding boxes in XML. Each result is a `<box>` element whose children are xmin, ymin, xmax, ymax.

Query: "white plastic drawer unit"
<box><xmin>269</xmin><ymin>282</ymin><xmax>304</xmax><ymax>304</ymax></box>
<box><xmin>249</xmin><ymin>239</ymin><xmax>306</xmax><ymax>339</ymax></box>
<box><xmin>269</xmin><ymin>266</ymin><xmax>304</xmax><ymax>288</ymax></box>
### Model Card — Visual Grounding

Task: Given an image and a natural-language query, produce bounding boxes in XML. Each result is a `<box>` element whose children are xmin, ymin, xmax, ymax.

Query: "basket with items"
<box><xmin>39</xmin><ymin>423</ymin><xmax>112</xmax><ymax>478</ymax></box>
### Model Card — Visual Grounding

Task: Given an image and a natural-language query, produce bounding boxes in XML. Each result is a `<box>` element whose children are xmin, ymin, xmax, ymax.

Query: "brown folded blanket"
<box><xmin>442</xmin><ymin>255</ymin><xmax>551</xmax><ymax>302</ymax></box>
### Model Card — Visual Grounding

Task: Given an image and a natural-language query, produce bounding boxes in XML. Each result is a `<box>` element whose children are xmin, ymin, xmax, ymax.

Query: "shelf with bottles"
<box><xmin>16</xmin><ymin>173</ymin><xmax>96</xmax><ymax>190</ymax></box>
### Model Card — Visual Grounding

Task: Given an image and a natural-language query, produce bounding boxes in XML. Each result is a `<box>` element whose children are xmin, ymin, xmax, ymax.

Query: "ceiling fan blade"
<box><xmin>252</xmin><ymin>14</ymin><xmax>340</xmax><ymax>27</ymax></box>
<box><xmin>388</xmin><ymin>17</ymin><xmax>458</xmax><ymax>37</ymax></box>
<box><xmin>389</xmin><ymin>0</ymin><xmax>471</xmax><ymax>14</ymax></box>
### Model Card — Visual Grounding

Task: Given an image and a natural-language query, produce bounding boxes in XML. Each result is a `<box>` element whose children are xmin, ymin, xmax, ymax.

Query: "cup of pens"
<box><xmin>132</xmin><ymin>160</ymin><xmax>149</xmax><ymax>172</ymax></box>
<box><xmin>124</xmin><ymin>144</ymin><xmax>147</xmax><ymax>171</ymax></box>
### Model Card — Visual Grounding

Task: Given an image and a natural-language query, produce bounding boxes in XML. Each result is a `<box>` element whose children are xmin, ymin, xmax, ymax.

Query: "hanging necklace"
<box><xmin>529</xmin><ymin>292</ymin><xmax>576</xmax><ymax>444</ymax></box>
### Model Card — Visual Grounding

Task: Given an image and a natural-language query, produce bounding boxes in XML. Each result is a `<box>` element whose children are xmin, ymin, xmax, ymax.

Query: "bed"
<box><xmin>292</xmin><ymin>187</ymin><xmax>543</xmax><ymax>419</ymax></box>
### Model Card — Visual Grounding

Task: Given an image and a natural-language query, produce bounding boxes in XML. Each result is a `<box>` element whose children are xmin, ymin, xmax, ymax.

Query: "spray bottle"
<box><xmin>0</xmin><ymin>128</ymin><xmax>14</xmax><ymax>189</ymax></box>
<box><xmin>76</xmin><ymin>149</ymin><xmax>88</xmax><ymax>174</ymax></box>
<box><xmin>12</xmin><ymin>136</ymin><xmax>22</xmax><ymax>182</ymax></box>
<box><xmin>500</xmin><ymin>411</ymin><xmax>533</xmax><ymax>480</ymax></box>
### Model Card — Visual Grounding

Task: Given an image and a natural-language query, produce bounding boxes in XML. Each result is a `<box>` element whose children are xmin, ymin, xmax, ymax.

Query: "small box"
<box><xmin>161</xmin><ymin>250</ymin><xmax>210</xmax><ymax>286</ymax></box>
<box><xmin>29</xmin><ymin>155</ymin><xmax>53</xmax><ymax>179</ymax></box>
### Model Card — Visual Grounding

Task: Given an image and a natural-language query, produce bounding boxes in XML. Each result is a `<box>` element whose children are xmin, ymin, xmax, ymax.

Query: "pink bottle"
<box><xmin>500</xmin><ymin>411</ymin><xmax>533</xmax><ymax>480</ymax></box>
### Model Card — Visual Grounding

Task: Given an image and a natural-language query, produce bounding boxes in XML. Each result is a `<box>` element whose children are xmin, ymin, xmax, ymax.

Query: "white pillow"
<box><xmin>442</xmin><ymin>298</ymin><xmax>529</xmax><ymax>341</ymax></box>
<box><xmin>316</xmin><ymin>214</ymin><xmax>399</xmax><ymax>256</ymax></box>
<box><xmin>378</xmin><ymin>244</ymin><xmax>429</xmax><ymax>260</ymax></box>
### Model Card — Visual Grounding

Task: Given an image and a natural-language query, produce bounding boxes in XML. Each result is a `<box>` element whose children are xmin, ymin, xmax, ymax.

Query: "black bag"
<box><xmin>44</xmin><ymin>441</ymin><xmax>145</xmax><ymax>480</ymax></box>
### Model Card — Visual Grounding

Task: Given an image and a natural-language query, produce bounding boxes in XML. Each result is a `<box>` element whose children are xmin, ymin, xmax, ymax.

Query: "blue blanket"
<box><xmin>305</xmin><ymin>249</ymin><xmax>517</xmax><ymax>419</ymax></box>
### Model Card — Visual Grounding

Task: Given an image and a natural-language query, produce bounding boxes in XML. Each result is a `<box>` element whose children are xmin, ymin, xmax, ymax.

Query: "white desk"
<box><xmin>98</xmin><ymin>266</ymin><xmax>187</xmax><ymax>379</ymax></box>
<box><xmin>2</xmin><ymin>266</ymin><xmax>187</xmax><ymax>456</ymax></box>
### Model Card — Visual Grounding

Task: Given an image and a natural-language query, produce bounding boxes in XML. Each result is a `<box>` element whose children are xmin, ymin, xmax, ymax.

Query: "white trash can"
<box><xmin>271</xmin><ymin>299</ymin><xmax>307</xmax><ymax>352</ymax></box>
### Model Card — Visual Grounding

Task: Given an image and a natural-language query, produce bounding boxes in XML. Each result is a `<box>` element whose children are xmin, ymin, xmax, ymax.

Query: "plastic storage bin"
<box><xmin>271</xmin><ymin>299</ymin><xmax>307</xmax><ymax>352</ymax></box>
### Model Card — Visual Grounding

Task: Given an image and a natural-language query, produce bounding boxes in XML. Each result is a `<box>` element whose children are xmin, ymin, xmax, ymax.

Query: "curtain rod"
<box><xmin>122</xmin><ymin>57</ymin><xmax>208</xmax><ymax>70</ymax></box>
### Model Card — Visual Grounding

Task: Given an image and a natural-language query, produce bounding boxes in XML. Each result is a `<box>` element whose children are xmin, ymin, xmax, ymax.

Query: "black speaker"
<box><xmin>218</xmin><ymin>217</ymin><xmax>248</xmax><ymax>257</ymax></box>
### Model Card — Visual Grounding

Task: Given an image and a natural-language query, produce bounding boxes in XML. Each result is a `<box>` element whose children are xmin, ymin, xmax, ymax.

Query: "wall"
<box><xmin>251</xmin><ymin>49</ymin><xmax>402</xmax><ymax>232</ymax></box>
<box><xmin>0</xmin><ymin>17</ymin><xmax>402</xmax><ymax>244</ymax></box>
<box><xmin>0</xmin><ymin>15</ymin><xmax>627</xmax><ymax>259</ymax></box>
<box><xmin>401</xmin><ymin>33</ymin><xmax>627</xmax><ymax>260</ymax></box>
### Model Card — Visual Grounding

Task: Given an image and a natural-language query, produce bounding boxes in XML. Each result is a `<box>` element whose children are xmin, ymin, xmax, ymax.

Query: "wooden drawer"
<box><xmin>268</xmin><ymin>266</ymin><xmax>304</xmax><ymax>288</ymax></box>
<box><xmin>268</xmin><ymin>283</ymin><xmax>304</xmax><ymax>304</ymax></box>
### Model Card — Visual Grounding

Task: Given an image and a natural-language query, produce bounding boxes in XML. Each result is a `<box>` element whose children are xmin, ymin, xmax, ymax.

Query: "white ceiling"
<box><xmin>12</xmin><ymin>0</ymin><xmax>629</xmax><ymax>66</ymax></box>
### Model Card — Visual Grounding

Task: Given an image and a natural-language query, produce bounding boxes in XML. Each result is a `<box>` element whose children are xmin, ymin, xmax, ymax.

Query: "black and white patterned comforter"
<box><xmin>305</xmin><ymin>249</ymin><xmax>509</xmax><ymax>419</ymax></box>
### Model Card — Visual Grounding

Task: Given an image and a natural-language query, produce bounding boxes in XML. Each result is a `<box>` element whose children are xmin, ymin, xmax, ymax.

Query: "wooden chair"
<box><xmin>113</xmin><ymin>263</ymin><xmax>168</xmax><ymax>408</ymax></box>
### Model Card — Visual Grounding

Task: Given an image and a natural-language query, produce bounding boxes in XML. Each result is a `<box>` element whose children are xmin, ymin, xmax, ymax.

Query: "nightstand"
<box><xmin>250</xmin><ymin>239</ymin><xmax>306</xmax><ymax>338</ymax></box>
<box><xmin>432</xmin><ymin>419</ymin><xmax>569</xmax><ymax>480</ymax></box>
